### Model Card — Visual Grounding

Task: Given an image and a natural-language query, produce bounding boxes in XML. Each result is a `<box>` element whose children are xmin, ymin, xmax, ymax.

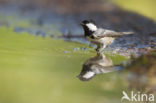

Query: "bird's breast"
<box><xmin>86</xmin><ymin>36</ymin><xmax>115</xmax><ymax>45</ymax></box>
<box><xmin>99</xmin><ymin>37</ymin><xmax>115</xmax><ymax>45</ymax></box>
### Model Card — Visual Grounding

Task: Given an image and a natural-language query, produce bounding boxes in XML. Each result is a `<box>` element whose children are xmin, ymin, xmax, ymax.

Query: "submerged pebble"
<box><xmin>81</xmin><ymin>47</ymin><xmax>89</xmax><ymax>51</ymax></box>
<box><xmin>73</xmin><ymin>48</ymin><xmax>78</xmax><ymax>52</ymax></box>
<box><xmin>14</xmin><ymin>27</ymin><xmax>26</xmax><ymax>33</ymax></box>
<box><xmin>64</xmin><ymin>50</ymin><xmax>70</xmax><ymax>54</ymax></box>
<box><xmin>73</xmin><ymin>47</ymin><xmax>80</xmax><ymax>52</ymax></box>
<box><xmin>36</xmin><ymin>30</ymin><xmax>46</xmax><ymax>37</ymax></box>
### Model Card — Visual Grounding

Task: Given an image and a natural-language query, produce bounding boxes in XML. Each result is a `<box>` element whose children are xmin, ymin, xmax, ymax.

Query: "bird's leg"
<box><xmin>95</xmin><ymin>44</ymin><xmax>100</xmax><ymax>52</ymax></box>
<box><xmin>98</xmin><ymin>44</ymin><xmax>106</xmax><ymax>53</ymax></box>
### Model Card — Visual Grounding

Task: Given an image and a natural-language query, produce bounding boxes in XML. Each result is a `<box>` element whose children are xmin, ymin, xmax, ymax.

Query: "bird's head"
<box><xmin>80</xmin><ymin>20</ymin><xmax>97</xmax><ymax>32</ymax></box>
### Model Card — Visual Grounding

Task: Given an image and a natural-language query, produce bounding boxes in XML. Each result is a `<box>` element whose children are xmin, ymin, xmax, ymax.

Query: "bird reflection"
<box><xmin>77</xmin><ymin>53</ymin><xmax>123</xmax><ymax>81</ymax></box>
<box><xmin>77</xmin><ymin>51</ymin><xmax>156</xmax><ymax>95</ymax></box>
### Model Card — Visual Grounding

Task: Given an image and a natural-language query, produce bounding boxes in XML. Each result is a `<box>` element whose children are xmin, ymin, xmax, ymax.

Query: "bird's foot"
<box><xmin>95</xmin><ymin>48</ymin><xmax>103</xmax><ymax>54</ymax></box>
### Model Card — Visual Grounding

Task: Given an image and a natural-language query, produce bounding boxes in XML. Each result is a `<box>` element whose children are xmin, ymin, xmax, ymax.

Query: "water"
<box><xmin>0</xmin><ymin>3</ymin><xmax>156</xmax><ymax>103</ymax></box>
<box><xmin>0</xmin><ymin>27</ymin><xmax>127</xmax><ymax>103</ymax></box>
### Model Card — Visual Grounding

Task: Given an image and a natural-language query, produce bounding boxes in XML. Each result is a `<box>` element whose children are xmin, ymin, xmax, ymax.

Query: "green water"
<box><xmin>0</xmin><ymin>27</ymin><xmax>127</xmax><ymax>103</ymax></box>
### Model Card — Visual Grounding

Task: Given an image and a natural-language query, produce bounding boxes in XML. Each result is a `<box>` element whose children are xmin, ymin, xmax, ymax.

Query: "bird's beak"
<box><xmin>76</xmin><ymin>75</ymin><xmax>81</xmax><ymax>78</ymax></box>
<box><xmin>80</xmin><ymin>23</ymin><xmax>84</xmax><ymax>26</ymax></box>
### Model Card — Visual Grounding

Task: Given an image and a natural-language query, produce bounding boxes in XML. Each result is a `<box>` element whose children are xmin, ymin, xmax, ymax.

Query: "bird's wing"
<box><xmin>93</xmin><ymin>28</ymin><xmax>134</xmax><ymax>39</ymax></box>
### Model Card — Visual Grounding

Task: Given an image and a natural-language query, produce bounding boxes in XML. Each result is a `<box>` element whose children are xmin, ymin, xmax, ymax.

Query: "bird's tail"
<box><xmin>121</xmin><ymin>32</ymin><xmax>134</xmax><ymax>35</ymax></box>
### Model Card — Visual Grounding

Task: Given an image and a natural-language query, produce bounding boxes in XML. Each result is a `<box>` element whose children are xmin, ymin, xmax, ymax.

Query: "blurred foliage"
<box><xmin>0</xmin><ymin>27</ymin><xmax>127</xmax><ymax>103</ymax></box>
<box><xmin>111</xmin><ymin>0</ymin><xmax>156</xmax><ymax>20</ymax></box>
<box><xmin>124</xmin><ymin>52</ymin><xmax>156</xmax><ymax>93</ymax></box>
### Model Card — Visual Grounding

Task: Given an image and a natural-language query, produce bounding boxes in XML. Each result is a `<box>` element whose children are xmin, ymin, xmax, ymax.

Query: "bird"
<box><xmin>80</xmin><ymin>20</ymin><xmax>134</xmax><ymax>53</ymax></box>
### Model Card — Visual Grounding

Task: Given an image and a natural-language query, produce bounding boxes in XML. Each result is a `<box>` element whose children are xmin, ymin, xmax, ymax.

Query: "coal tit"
<box><xmin>80</xmin><ymin>20</ymin><xmax>134</xmax><ymax>53</ymax></box>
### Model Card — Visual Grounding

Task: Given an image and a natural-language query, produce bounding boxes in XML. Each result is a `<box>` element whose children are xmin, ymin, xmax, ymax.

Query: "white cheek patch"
<box><xmin>83</xmin><ymin>71</ymin><xmax>95</xmax><ymax>79</ymax></box>
<box><xmin>86</xmin><ymin>23</ymin><xmax>97</xmax><ymax>31</ymax></box>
